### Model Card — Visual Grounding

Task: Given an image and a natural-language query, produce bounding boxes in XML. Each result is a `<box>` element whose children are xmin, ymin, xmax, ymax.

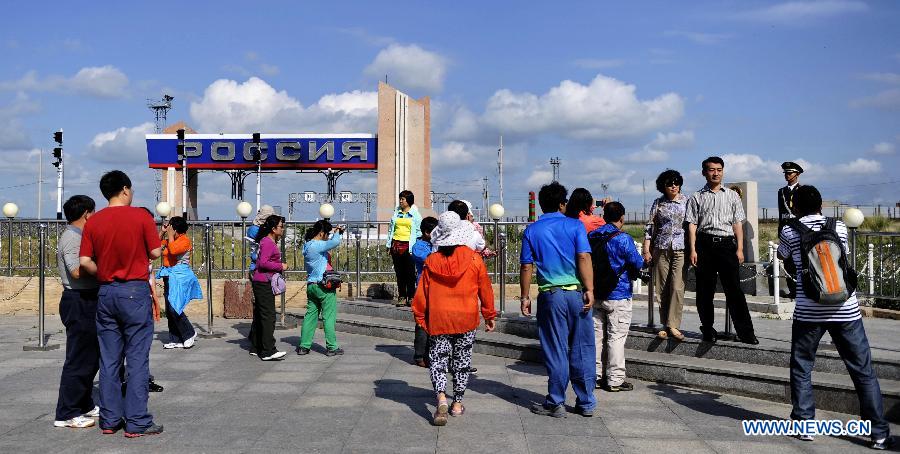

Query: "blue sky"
<box><xmin>1</xmin><ymin>0</ymin><xmax>898</xmax><ymax>220</ymax></box>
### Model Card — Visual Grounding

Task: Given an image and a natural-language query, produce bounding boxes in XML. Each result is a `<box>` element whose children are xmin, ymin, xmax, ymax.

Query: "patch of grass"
<box><xmin>861</xmin><ymin>216</ymin><xmax>892</xmax><ymax>232</ymax></box>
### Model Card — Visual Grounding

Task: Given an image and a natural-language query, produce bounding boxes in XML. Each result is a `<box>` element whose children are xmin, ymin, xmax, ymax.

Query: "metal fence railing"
<box><xmin>2</xmin><ymin>219</ymin><xmax>898</xmax><ymax>304</ymax></box>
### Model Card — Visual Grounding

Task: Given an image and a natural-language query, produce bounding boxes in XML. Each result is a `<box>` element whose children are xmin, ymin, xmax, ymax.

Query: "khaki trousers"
<box><xmin>593</xmin><ymin>298</ymin><xmax>632</xmax><ymax>386</ymax></box>
<box><xmin>652</xmin><ymin>248</ymin><xmax>686</xmax><ymax>330</ymax></box>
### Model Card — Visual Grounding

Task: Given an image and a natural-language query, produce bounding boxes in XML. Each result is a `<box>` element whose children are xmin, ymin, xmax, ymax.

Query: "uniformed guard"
<box><xmin>777</xmin><ymin>161</ymin><xmax>803</xmax><ymax>298</ymax></box>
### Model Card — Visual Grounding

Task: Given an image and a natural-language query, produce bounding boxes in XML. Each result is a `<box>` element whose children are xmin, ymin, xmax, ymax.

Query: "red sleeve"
<box><xmin>79</xmin><ymin>224</ymin><xmax>93</xmax><ymax>258</ymax></box>
<box><xmin>142</xmin><ymin>211</ymin><xmax>158</xmax><ymax>254</ymax></box>
<box><xmin>167</xmin><ymin>236</ymin><xmax>191</xmax><ymax>256</ymax></box>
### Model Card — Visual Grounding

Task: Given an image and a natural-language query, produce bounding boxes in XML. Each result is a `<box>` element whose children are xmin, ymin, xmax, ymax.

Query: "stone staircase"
<box><xmin>288</xmin><ymin>298</ymin><xmax>900</xmax><ymax>422</ymax></box>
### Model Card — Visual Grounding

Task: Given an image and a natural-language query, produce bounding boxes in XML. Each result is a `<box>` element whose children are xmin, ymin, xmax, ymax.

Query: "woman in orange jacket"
<box><xmin>412</xmin><ymin>211</ymin><xmax>496</xmax><ymax>426</ymax></box>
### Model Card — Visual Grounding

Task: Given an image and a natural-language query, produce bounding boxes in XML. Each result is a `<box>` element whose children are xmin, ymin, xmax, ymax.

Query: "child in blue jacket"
<box><xmin>410</xmin><ymin>216</ymin><xmax>438</xmax><ymax>367</ymax></box>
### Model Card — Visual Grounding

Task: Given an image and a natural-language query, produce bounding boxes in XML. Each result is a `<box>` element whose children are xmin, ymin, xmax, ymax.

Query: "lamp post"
<box><xmin>489</xmin><ymin>204</ymin><xmax>505</xmax><ymax>313</ymax></box>
<box><xmin>843</xmin><ymin>208</ymin><xmax>865</xmax><ymax>269</ymax></box>
<box><xmin>237</xmin><ymin>201</ymin><xmax>253</xmax><ymax>278</ymax></box>
<box><xmin>319</xmin><ymin>203</ymin><xmax>335</xmax><ymax>221</ymax></box>
<box><xmin>3</xmin><ymin>202</ymin><xmax>18</xmax><ymax>276</ymax></box>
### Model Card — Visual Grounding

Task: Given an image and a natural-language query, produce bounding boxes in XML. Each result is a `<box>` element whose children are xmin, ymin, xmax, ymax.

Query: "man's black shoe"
<box><xmin>530</xmin><ymin>403</ymin><xmax>566</xmax><ymax>418</ymax></box>
<box><xmin>871</xmin><ymin>436</ymin><xmax>895</xmax><ymax>450</ymax></box>
<box><xmin>148</xmin><ymin>380</ymin><xmax>164</xmax><ymax>393</ymax></box>
<box><xmin>575</xmin><ymin>407</ymin><xmax>594</xmax><ymax>417</ymax></box>
<box><xmin>739</xmin><ymin>335</ymin><xmax>760</xmax><ymax>345</ymax></box>
<box><xmin>124</xmin><ymin>423</ymin><xmax>164</xmax><ymax>438</ymax></box>
<box><xmin>296</xmin><ymin>346</ymin><xmax>310</xmax><ymax>355</ymax></box>
<box><xmin>325</xmin><ymin>348</ymin><xmax>344</xmax><ymax>357</ymax></box>
<box><xmin>602</xmin><ymin>381</ymin><xmax>634</xmax><ymax>392</ymax></box>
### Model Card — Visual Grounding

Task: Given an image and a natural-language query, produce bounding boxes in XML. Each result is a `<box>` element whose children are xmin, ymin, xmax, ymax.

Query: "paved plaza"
<box><xmin>0</xmin><ymin>315</ymin><xmax>896</xmax><ymax>453</ymax></box>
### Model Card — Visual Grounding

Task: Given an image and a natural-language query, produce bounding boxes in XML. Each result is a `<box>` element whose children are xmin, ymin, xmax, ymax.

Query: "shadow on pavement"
<box><xmin>649</xmin><ymin>383</ymin><xmax>779</xmax><ymax>421</ymax></box>
<box><xmin>373</xmin><ymin>378</ymin><xmax>434</xmax><ymax>421</ymax></box>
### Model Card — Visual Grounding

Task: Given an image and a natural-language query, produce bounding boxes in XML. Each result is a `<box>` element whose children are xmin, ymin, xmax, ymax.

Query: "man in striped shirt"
<box><xmin>777</xmin><ymin>185</ymin><xmax>892</xmax><ymax>449</ymax></box>
<box><xmin>686</xmin><ymin>156</ymin><xmax>758</xmax><ymax>344</ymax></box>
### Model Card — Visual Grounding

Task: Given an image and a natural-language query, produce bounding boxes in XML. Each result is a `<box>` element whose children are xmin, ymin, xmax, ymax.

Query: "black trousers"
<box><xmin>390</xmin><ymin>247</ymin><xmax>416</xmax><ymax>299</ymax></box>
<box><xmin>162</xmin><ymin>277</ymin><xmax>196</xmax><ymax>343</ymax></box>
<box><xmin>55</xmin><ymin>288</ymin><xmax>100</xmax><ymax>421</ymax></box>
<box><xmin>694</xmin><ymin>234</ymin><xmax>755</xmax><ymax>339</ymax></box>
<box><xmin>250</xmin><ymin>281</ymin><xmax>277</xmax><ymax>357</ymax></box>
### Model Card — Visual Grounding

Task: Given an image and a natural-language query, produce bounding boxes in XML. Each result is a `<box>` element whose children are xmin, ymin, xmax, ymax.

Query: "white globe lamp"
<box><xmin>236</xmin><ymin>201</ymin><xmax>253</xmax><ymax>219</ymax></box>
<box><xmin>842</xmin><ymin>208</ymin><xmax>865</xmax><ymax>229</ymax></box>
<box><xmin>489</xmin><ymin>203</ymin><xmax>505</xmax><ymax>220</ymax></box>
<box><xmin>319</xmin><ymin>203</ymin><xmax>335</xmax><ymax>220</ymax></box>
<box><xmin>155</xmin><ymin>201</ymin><xmax>172</xmax><ymax>219</ymax></box>
<box><xmin>2</xmin><ymin>203</ymin><xmax>19</xmax><ymax>219</ymax></box>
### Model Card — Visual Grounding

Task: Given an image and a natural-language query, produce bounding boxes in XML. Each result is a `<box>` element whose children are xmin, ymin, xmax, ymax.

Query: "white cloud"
<box><xmin>572</xmin><ymin>58</ymin><xmax>625</xmax><ymax>69</ymax></box>
<box><xmin>735</xmin><ymin>0</ymin><xmax>868</xmax><ymax>25</ymax></box>
<box><xmin>0</xmin><ymin>94</ymin><xmax>41</xmax><ymax>151</ymax></box>
<box><xmin>334</xmin><ymin>27</ymin><xmax>395</xmax><ymax>47</ymax></box>
<box><xmin>482</xmin><ymin>74</ymin><xmax>684</xmax><ymax>140</ymax></box>
<box><xmin>860</xmin><ymin>72</ymin><xmax>900</xmax><ymax>84</ymax></box>
<box><xmin>432</xmin><ymin>142</ymin><xmax>480</xmax><ymax>169</ymax></box>
<box><xmin>871</xmin><ymin>142</ymin><xmax>896</xmax><ymax>155</ymax></box>
<box><xmin>86</xmin><ymin>122</ymin><xmax>155</xmax><ymax>164</ymax></box>
<box><xmin>363</xmin><ymin>44</ymin><xmax>448</xmax><ymax>93</ymax></box>
<box><xmin>664</xmin><ymin>30</ymin><xmax>732</xmax><ymax>45</ymax></box>
<box><xmin>834</xmin><ymin>158</ymin><xmax>881</xmax><ymax>174</ymax></box>
<box><xmin>442</xmin><ymin>106</ymin><xmax>481</xmax><ymax>141</ymax></box>
<box><xmin>0</xmin><ymin>65</ymin><xmax>129</xmax><ymax>98</ymax></box>
<box><xmin>625</xmin><ymin>130</ymin><xmax>695</xmax><ymax>163</ymax></box>
<box><xmin>850</xmin><ymin>89</ymin><xmax>900</xmax><ymax>110</ymax></box>
<box><xmin>189</xmin><ymin>77</ymin><xmax>377</xmax><ymax>133</ymax></box>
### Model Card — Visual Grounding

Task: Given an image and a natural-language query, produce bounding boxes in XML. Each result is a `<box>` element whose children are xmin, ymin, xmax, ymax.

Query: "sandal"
<box><xmin>669</xmin><ymin>328</ymin><xmax>685</xmax><ymax>341</ymax></box>
<box><xmin>450</xmin><ymin>403</ymin><xmax>466</xmax><ymax>417</ymax></box>
<box><xmin>433</xmin><ymin>399</ymin><xmax>449</xmax><ymax>426</ymax></box>
<box><xmin>656</xmin><ymin>330</ymin><xmax>668</xmax><ymax>339</ymax></box>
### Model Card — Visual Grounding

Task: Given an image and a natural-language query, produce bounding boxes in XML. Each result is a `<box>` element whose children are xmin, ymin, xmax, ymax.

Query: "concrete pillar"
<box><xmin>727</xmin><ymin>180</ymin><xmax>762</xmax><ymax>295</ymax></box>
<box><xmin>376</xmin><ymin>82</ymin><xmax>431</xmax><ymax>221</ymax></box>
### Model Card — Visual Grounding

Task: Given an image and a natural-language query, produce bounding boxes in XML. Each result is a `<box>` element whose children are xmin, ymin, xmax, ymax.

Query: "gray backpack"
<box><xmin>788</xmin><ymin>218</ymin><xmax>858</xmax><ymax>305</ymax></box>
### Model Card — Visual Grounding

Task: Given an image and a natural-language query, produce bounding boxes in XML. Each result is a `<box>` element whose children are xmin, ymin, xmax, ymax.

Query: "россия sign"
<box><xmin>145</xmin><ymin>134</ymin><xmax>377</xmax><ymax>170</ymax></box>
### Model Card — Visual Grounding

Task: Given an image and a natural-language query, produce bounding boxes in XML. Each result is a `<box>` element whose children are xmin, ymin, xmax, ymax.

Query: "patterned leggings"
<box><xmin>428</xmin><ymin>330</ymin><xmax>476</xmax><ymax>403</ymax></box>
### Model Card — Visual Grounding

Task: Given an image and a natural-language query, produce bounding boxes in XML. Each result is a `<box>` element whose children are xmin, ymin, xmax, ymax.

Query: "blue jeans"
<box><xmin>790</xmin><ymin>318</ymin><xmax>890</xmax><ymax>440</ymax></box>
<box><xmin>536</xmin><ymin>288</ymin><xmax>596</xmax><ymax>411</ymax></box>
<box><xmin>96</xmin><ymin>281</ymin><xmax>155</xmax><ymax>433</ymax></box>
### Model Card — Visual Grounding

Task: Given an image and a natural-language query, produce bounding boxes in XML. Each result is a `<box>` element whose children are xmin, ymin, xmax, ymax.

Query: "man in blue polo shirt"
<box><xmin>520</xmin><ymin>181</ymin><xmax>596</xmax><ymax>417</ymax></box>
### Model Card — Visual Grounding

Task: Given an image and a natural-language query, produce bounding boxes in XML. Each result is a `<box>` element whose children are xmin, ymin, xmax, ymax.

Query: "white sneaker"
<box><xmin>82</xmin><ymin>406</ymin><xmax>100</xmax><ymax>418</ymax></box>
<box><xmin>163</xmin><ymin>342</ymin><xmax>184</xmax><ymax>349</ymax></box>
<box><xmin>183</xmin><ymin>333</ymin><xmax>198</xmax><ymax>349</ymax></box>
<box><xmin>261</xmin><ymin>351</ymin><xmax>286</xmax><ymax>361</ymax></box>
<box><xmin>53</xmin><ymin>415</ymin><xmax>95</xmax><ymax>428</ymax></box>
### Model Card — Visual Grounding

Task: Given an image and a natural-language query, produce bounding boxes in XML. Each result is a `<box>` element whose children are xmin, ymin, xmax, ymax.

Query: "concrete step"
<box><xmin>309</xmin><ymin>310</ymin><xmax>900</xmax><ymax>422</ymax></box>
<box><xmin>337</xmin><ymin>299</ymin><xmax>900</xmax><ymax>380</ymax></box>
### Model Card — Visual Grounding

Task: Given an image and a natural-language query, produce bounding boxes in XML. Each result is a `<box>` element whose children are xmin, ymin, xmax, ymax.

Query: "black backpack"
<box><xmin>787</xmin><ymin>218</ymin><xmax>858</xmax><ymax>305</ymax></box>
<box><xmin>589</xmin><ymin>230</ymin><xmax>624</xmax><ymax>301</ymax></box>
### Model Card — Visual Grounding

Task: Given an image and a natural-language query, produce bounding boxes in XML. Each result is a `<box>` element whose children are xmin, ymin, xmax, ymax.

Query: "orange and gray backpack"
<box><xmin>788</xmin><ymin>218</ymin><xmax>858</xmax><ymax>305</ymax></box>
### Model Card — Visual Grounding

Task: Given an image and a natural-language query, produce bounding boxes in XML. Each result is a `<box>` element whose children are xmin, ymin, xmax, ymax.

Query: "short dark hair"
<box><xmin>62</xmin><ymin>195</ymin><xmax>95</xmax><ymax>223</ymax></box>
<box><xmin>447</xmin><ymin>200</ymin><xmax>469</xmax><ymax>219</ymax></box>
<box><xmin>655</xmin><ymin>169</ymin><xmax>683</xmax><ymax>194</ymax></box>
<box><xmin>99</xmin><ymin>170</ymin><xmax>131</xmax><ymax>200</ymax></box>
<box><xmin>169</xmin><ymin>216</ymin><xmax>189</xmax><ymax>234</ymax></box>
<box><xmin>538</xmin><ymin>182</ymin><xmax>568</xmax><ymax>214</ymax></box>
<box><xmin>564</xmin><ymin>188</ymin><xmax>593</xmax><ymax>219</ymax></box>
<box><xmin>420</xmin><ymin>216</ymin><xmax>438</xmax><ymax>235</ymax></box>
<box><xmin>792</xmin><ymin>185</ymin><xmax>823</xmax><ymax>217</ymax></box>
<box><xmin>398</xmin><ymin>190</ymin><xmax>414</xmax><ymax>206</ymax></box>
<box><xmin>602</xmin><ymin>201</ymin><xmax>625</xmax><ymax>223</ymax></box>
<box><xmin>701</xmin><ymin>156</ymin><xmax>725</xmax><ymax>171</ymax></box>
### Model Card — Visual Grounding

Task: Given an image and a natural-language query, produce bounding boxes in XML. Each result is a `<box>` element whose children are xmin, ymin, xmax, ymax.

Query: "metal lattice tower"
<box><xmin>148</xmin><ymin>94</ymin><xmax>174</xmax><ymax>201</ymax></box>
<box><xmin>550</xmin><ymin>157</ymin><xmax>560</xmax><ymax>182</ymax></box>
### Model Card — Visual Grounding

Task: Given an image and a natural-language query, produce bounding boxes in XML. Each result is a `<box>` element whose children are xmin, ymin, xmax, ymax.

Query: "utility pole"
<box><xmin>482</xmin><ymin>177</ymin><xmax>489</xmax><ymax>222</ymax></box>
<box><xmin>253</xmin><ymin>132</ymin><xmax>262</xmax><ymax>212</ymax></box>
<box><xmin>52</xmin><ymin>130</ymin><xmax>64</xmax><ymax>220</ymax></box>
<box><xmin>37</xmin><ymin>147</ymin><xmax>42</xmax><ymax>220</ymax></box>
<box><xmin>177</xmin><ymin>129</ymin><xmax>187</xmax><ymax>218</ymax></box>
<box><xmin>550</xmin><ymin>157</ymin><xmax>560</xmax><ymax>182</ymax></box>
<box><xmin>498</xmin><ymin>136</ymin><xmax>504</xmax><ymax>206</ymax></box>
<box><xmin>430</xmin><ymin>192</ymin><xmax>456</xmax><ymax>214</ymax></box>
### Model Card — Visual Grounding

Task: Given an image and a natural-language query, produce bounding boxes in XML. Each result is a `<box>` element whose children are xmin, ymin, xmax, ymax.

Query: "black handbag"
<box><xmin>319</xmin><ymin>271</ymin><xmax>343</xmax><ymax>291</ymax></box>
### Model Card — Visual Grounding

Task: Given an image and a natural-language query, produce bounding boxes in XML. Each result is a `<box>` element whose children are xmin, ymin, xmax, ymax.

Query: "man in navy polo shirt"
<box><xmin>520</xmin><ymin>182</ymin><xmax>596</xmax><ymax>417</ymax></box>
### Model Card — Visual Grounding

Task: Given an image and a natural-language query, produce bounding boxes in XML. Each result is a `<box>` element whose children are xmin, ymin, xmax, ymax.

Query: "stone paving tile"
<box><xmin>1</xmin><ymin>315</ymin><xmax>896</xmax><ymax>453</ymax></box>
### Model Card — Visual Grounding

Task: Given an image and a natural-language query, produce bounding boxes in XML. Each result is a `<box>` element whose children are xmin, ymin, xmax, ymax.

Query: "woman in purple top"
<box><xmin>249</xmin><ymin>215</ymin><xmax>289</xmax><ymax>361</ymax></box>
<box><xmin>642</xmin><ymin>170</ymin><xmax>688</xmax><ymax>341</ymax></box>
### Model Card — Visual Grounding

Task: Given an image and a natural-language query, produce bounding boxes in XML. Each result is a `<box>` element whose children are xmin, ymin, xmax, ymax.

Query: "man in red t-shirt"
<box><xmin>79</xmin><ymin>170</ymin><xmax>163</xmax><ymax>438</ymax></box>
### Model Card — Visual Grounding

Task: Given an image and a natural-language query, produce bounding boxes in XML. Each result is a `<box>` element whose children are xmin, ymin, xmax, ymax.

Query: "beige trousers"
<box><xmin>652</xmin><ymin>248</ymin><xmax>686</xmax><ymax>330</ymax></box>
<box><xmin>593</xmin><ymin>298</ymin><xmax>632</xmax><ymax>386</ymax></box>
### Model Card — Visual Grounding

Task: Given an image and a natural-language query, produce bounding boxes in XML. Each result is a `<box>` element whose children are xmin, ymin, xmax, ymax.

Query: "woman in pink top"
<box><xmin>565</xmin><ymin>188</ymin><xmax>606</xmax><ymax>233</ymax></box>
<box><xmin>249</xmin><ymin>215</ymin><xmax>289</xmax><ymax>361</ymax></box>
